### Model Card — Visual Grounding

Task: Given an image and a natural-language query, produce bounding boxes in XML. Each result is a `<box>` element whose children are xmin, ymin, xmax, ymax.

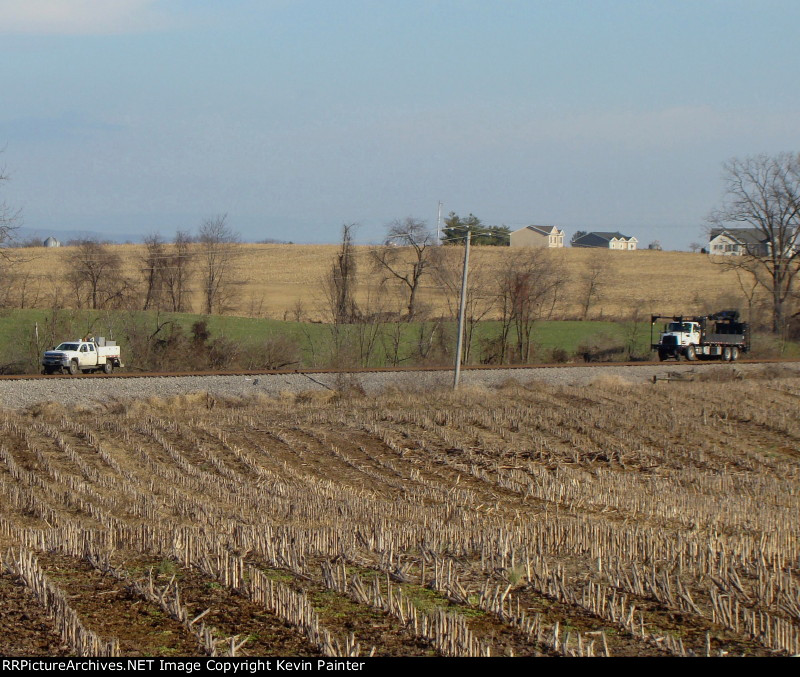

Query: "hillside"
<box><xmin>6</xmin><ymin>244</ymin><xmax>758</xmax><ymax>323</ymax></box>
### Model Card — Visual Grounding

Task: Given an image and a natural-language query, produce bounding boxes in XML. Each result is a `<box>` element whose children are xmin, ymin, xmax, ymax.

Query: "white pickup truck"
<box><xmin>42</xmin><ymin>338</ymin><xmax>124</xmax><ymax>375</ymax></box>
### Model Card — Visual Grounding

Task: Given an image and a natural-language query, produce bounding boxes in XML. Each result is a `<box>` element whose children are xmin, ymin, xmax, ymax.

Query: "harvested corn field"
<box><xmin>0</xmin><ymin>377</ymin><xmax>799</xmax><ymax>657</ymax></box>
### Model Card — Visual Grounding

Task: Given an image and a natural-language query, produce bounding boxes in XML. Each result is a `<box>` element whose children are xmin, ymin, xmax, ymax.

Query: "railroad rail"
<box><xmin>1</xmin><ymin>357</ymin><xmax>797</xmax><ymax>381</ymax></box>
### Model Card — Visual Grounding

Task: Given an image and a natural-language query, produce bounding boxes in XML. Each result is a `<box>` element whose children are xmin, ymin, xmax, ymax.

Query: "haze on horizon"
<box><xmin>1</xmin><ymin>0</ymin><xmax>799</xmax><ymax>250</ymax></box>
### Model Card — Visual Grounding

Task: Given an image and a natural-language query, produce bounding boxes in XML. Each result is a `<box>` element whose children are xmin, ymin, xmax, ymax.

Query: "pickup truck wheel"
<box><xmin>68</xmin><ymin>360</ymin><xmax>79</xmax><ymax>375</ymax></box>
<box><xmin>658</xmin><ymin>349</ymin><xmax>667</xmax><ymax>362</ymax></box>
<box><xmin>685</xmin><ymin>345</ymin><xmax>697</xmax><ymax>361</ymax></box>
<box><xmin>103</xmin><ymin>361</ymin><xmax>113</xmax><ymax>374</ymax></box>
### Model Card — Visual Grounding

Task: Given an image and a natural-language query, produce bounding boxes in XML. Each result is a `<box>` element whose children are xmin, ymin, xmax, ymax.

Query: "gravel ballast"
<box><xmin>0</xmin><ymin>361</ymin><xmax>797</xmax><ymax>410</ymax></box>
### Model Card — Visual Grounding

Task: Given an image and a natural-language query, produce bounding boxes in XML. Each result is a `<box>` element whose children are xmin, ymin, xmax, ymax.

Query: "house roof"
<box><xmin>588</xmin><ymin>231</ymin><xmax>635</xmax><ymax>241</ymax></box>
<box><xmin>513</xmin><ymin>225</ymin><xmax>563</xmax><ymax>236</ymax></box>
<box><xmin>573</xmin><ymin>231</ymin><xmax>636</xmax><ymax>246</ymax></box>
<box><xmin>709</xmin><ymin>228</ymin><xmax>768</xmax><ymax>245</ymax></box>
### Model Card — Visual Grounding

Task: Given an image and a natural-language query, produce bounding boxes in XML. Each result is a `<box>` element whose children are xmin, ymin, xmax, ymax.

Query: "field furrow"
<box><xmin>0</xmin><ymin>374</ymin><xmax>798</xmax><ymax>656</ymax></box>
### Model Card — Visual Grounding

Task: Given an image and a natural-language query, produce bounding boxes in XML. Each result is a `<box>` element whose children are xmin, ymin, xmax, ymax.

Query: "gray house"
<box><xmin>571</xmin><ymin>232</ymin><xmax>638</xmax><ymax>250</ymax></box>
<box><xmin>708</xmin><ymin>228</ymin><xmax>770</xmax><ymax>256</ymax></box>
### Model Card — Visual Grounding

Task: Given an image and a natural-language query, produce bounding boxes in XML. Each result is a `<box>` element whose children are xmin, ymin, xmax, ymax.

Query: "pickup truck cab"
<box><xmin>42</xmin><ymin>338</ymin><xmax>123</xmax><ymax>375</ymax></box>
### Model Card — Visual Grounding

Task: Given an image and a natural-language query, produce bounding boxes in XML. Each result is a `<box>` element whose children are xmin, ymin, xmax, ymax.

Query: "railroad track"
<box><xmin>1</xmin><ymin>357</ymin><xmax>797</xmax><ymax>381</ymax></box>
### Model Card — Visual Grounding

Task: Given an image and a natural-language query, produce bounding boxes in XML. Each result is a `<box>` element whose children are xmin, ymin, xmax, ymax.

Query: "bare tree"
<box><xmin>353</xmin><ymin>286</ymin><xmax>391</xmax><ymax>366</ymax></box>
<box><xmin>321</xmin><ymin>224</ymin><xmax>374</xmax><ymax>368</ymax></box>
<box><xmin>66</xmin><ymin>239</ymin><xmax>132</xmax><ymax>310</ymax></box>
<box><xmin>9</xmin><ymin>235</ymin><xmax>43</xmax><ymax>248</ymax></box>
<box><xmin>709</xmin><ymin>153</ymin><xmax>800</xmax><ymax>333</ymax></box>
<box><xmin>0</xmin><ymin>156</ymin><xmax>27</xmax><ymax>306</ymax></box>
<box><xmin>431</xmin><ymin>246</ymin><xmax>494</xmax><ymax>363</ymax></box>
<box><xmin>622</xmin><ymin>307</ymin><xmax>646</xmax><ymax>360</ymax></box>
<box><xmin>495</xmin><ymin>249</ymin><xmax>565</xmax><ymax>363</ymax></box>
<box><xmin>197</xmin><ymin>215</ymin><xmax>243</xmax><ymax>315</ymax></box>
<box><xmin>0</xmin><ymin>267</ymin><xmax>41</xmax><ymax>309</ymax></box>
<box><xmin>0</xmin><ymin>156</ymin><xmax>21</xmax><ymax>249</ymax></box>
<box><xmin>140</xmin><ymin>233</ymin><xmax>168</xmax><ymax>311</ymax></box>
<box><xmin>327</xmin><ymin>223</ymin><xmax>359</xmax><ymax>324</ymax></box>
<box><xmin>371</xmin><ymin>217</ymin><xmax>434</xmax><ymax>320</ymax></box>
<box><xmin>163</xmin><ymin>230</ymin><xmax>194</xmax><ymax>312</ymax></box>
<box><xmin>579</xmin><ymin>252</ymin><xmax>613</xmax><ymax>320</ymax></box>
<box><xmin>731</xmin><ymin>264</ymin><xmax>762</xmax><ymax>325</ymax></box>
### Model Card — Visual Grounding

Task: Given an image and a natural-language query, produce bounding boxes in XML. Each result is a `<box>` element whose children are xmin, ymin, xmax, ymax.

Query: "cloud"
<box><xmin>0</xmin><ymin>0</ymin><xmax>166</xmax><ymax>35</ymax></box>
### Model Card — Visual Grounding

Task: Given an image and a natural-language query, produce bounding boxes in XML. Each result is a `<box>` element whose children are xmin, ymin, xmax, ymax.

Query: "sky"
<box><xmin>1</xmin><ymin>0</ymin><xmax>799</xmax><ymax>250</ymax></box>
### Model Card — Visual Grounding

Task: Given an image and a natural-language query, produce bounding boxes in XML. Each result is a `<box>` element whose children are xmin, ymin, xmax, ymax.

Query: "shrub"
<box><xmin>577</xmin><ymin>331</ymin><xmax>626</xmax><ymax>362</ymax></box>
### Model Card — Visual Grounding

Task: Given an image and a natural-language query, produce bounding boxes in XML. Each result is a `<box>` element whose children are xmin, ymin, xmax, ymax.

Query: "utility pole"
<box><xmin>453</xmin><ymin>228</ymin><xmax>471</xmax><ymax>389</ymax></box>
<box><xmin>436</xmin><ymin>201</ymin><xmax>443</xmax><ymax>244</ymax></box>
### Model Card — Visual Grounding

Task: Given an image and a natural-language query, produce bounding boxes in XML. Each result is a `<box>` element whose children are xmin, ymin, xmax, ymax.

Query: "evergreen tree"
<box><xmin>441</xmin><ymin>212</ymin><xmax>510</xmax><ymax>246</ymax></box>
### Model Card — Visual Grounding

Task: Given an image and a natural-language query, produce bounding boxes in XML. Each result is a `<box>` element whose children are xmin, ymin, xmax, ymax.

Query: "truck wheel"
<box><xmin>685</xmin><ymin>345</ymin><xmax>697</xmax><ymax>361</ymax></box>
<box><xmin>103</xmin><ymin>361</ymin><xmax>113</xmax><ymax>374</ymax></box>
<box><xmin>658</xmin><ymin>349</ymin><xmax>668</xmax><ymax>362</ymax></box>
<box><xmin>722</xmin><ymin>346</ymin><xmax>732</xmax><ymax>362</ymax></box>
<box><xmin>68</xmin><ymin>360</ymin><xmax>79</xmax><ymax>375</ymax></box>
<box><xmin>731</xmin><ymin>347</ymin><xmax>739</xmax><ymax>362</ymax></box>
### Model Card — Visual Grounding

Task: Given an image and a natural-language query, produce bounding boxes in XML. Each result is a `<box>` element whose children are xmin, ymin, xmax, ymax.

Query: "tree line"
<box><xmin>0</xmin><ymin>215</ymin><xmax>244</xmax><ymax>316</ymax></box>
<box><xmin>321</xmin><ymin>217</ymin><xmax>616</xmax><ymax>368</ymax></box>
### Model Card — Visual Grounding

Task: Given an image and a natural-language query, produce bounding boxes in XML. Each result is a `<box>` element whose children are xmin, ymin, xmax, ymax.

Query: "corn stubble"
<box><xmin>0</xmin><ymin>376</ymin><xmax>798</xmax><ymax>657</ymax></box>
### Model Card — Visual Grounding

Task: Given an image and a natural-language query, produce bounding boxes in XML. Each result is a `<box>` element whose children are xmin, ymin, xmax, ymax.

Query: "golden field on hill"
<box><xmin>10</xmin><ymin>243</ymin><xmax>757</xmax><ymax>321</ymax></box>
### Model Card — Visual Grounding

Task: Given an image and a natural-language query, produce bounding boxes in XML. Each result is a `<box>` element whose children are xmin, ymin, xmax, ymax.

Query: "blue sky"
<box><xmin>1</xmin><ymin>0</ymin><xmax>799</xmax><ymax>249</ymax></box>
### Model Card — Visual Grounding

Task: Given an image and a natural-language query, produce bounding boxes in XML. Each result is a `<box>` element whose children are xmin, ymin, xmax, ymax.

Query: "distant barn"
<box><xmin>43</xmin><ymin>236</ymin><xmax>61</xmax><ymax>248</ymax></box>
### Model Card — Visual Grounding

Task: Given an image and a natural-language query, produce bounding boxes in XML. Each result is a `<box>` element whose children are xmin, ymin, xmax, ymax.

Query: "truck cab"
<box><xmin>653</xmin><ymin>318</ymin><xmax>704</xmax><ymax>361</ymax></box>
<box><xmin>661</xmin><ymin>321</ymin><xmax>701</xmax><ymax>347</ymax></box>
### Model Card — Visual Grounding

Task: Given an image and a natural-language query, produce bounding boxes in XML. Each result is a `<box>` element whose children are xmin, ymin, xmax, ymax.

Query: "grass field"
<box><xmin>6</xmin><ymin>243</ymin><xmax>765</xmax><ymax>322</ymax></box>
<box><xmin>0</xmin><ymin>374</ymin><xmax>798</xmax><ymax>656</ymax></box>
<box><xmin>1</xmin><ymin>306</ymin><xmax>797</xmax><ymax>374</ymax></box>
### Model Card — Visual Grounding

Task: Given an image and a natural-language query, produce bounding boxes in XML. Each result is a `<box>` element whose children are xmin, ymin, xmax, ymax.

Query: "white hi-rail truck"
<box><xmin>651</xmin><ymin>310</ymin><xmax>749</xmax><ymax>362</ymax></box>
<box><xmin>42</xmin><ymin>337</ymin><xmax>124</xmax><ymax>375</ymax></box>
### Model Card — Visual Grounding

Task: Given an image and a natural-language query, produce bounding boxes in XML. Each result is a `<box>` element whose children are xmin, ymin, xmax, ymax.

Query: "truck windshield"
<box><xmin>667</xmin><ymin>323</ymin><xmax>695</xmax><ymax>333</ymax></box>
<box><xmin>55</xmin><ymin>343</ymin><xmax>79</xmax><ymax>351</ymax></box>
